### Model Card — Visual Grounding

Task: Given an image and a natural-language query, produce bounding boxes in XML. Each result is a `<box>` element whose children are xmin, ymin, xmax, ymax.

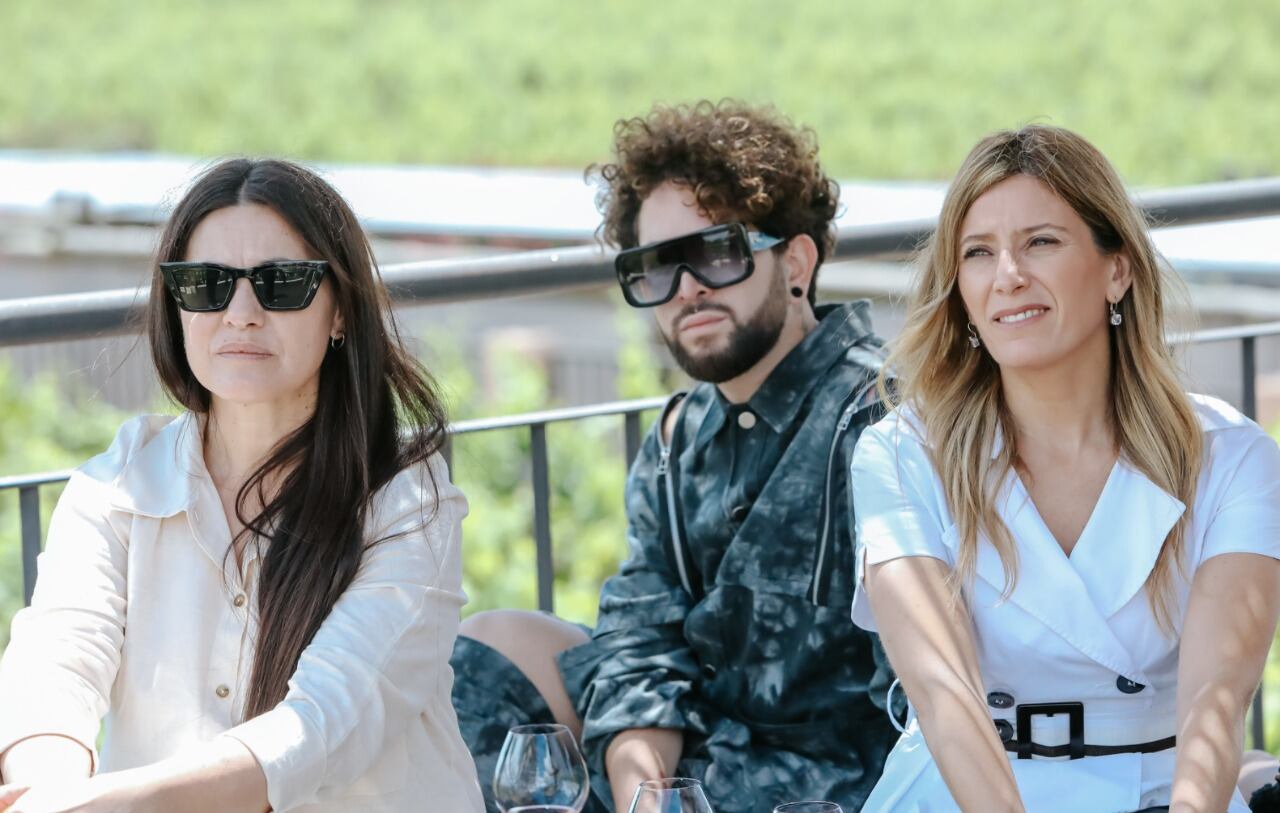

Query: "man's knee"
<box><xmin>460</xmin><ymin>609</ymin><xmax>589</xmax><ymax>659</ymax></box>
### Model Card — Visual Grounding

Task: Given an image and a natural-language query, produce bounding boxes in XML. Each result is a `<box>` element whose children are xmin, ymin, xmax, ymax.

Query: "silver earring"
<box><xmin>1109</xmin><ymin>301</ymin><xmax>1122</xmax><ymax>327</ymax></box>
<box><xmin>330</xmin><ymin>333</ymin><xmax>346</xmax><ymax>349</ymax></box>
<box><xmin>966</xmin><ymin>322</ymin><xmax>981</xmax><ymax>348</ymax></box>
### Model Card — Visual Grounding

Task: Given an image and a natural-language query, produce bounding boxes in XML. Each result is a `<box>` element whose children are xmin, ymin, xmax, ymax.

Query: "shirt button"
<box><xmin>1116</xmin><ymin>676</ymin><xmax>1146</xmax><ymax>694</ymax></box>
<box><xmin>233</xmin><ymin>594</ymin><xmax>247</xmax><ymax>608</ymax></box>
<box><xmin>701</xmin><ymin>663</ymin><xmax>717</xmax><ymax>679</ymax></box>
<box><xmin>729</xmin><ymin>504</ymin><xmax>750</xmax><ymax>523</ymax></box>
<box><xmin>737</xmin><ymin>411</ymin><xmax>757</xmax><ymax>430</ymax></box>
<box><xmin>215</xmin><ymin>685</ymin><xmax>231</xmax><ymax>699</ymax></box>
<box><xmin>987</xmin><ymin>691</ymin><xmax>1015</xmax><ymax>709</ymax></box>
<box><xmin>994</xmin><ymin>719</ymin><xmax>1014</xmax><ymax>742</ymax></box>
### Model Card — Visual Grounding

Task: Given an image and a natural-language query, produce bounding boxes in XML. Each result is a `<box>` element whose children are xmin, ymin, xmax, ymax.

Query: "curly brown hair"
<box><xmin>593</xmin><ymin>99</ymin><xmax>840</xmax><ymax>305</ymax></box>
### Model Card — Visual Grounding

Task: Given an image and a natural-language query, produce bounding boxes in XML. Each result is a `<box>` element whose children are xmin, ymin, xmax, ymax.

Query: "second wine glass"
<box><xmin>627</xmin><ymin>777</ymin><xmax>714</xmax><ymax>813</ymax></box>
<box><xmin>492</xmin><ymin>723</ymin><xmax>590</xmax><ymax>813</ymax></box>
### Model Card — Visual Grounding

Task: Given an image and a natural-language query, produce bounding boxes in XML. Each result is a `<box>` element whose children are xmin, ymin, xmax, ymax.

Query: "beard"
<box><xmin>662</xmin><ymin>274</ymin><xmax>789</xmax><ymax>384</ymax></box>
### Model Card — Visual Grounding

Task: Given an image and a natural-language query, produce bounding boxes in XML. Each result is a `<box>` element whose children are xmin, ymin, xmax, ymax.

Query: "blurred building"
<box><xmin>1</xmin><ymin>152</ymin><xmax>1277</xmax><ymax>429</ymax></box>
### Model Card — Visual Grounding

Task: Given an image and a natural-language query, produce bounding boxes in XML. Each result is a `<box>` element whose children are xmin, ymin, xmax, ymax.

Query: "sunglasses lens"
<box><xmin>695</xmin><ymin>227</ymin><xmax>749</xmax><ymax>286</ymax></box>
<box><xmin>166</xmin><ymin>265</ymin><xmax>232</xmax><ymax>311</ymax></box>
<box><xmin>254</xmin><ymin>263</ymin><xmax>321</xmax><ymax>310</ymax></box>
<box><xmin>617</xmin><ymin>251</ymin><xmax>677</xmax><ymax>307</ymax></box>
<box><xmin>616</xmin><ymin>226</ymin><xmax>750</xmax><ymax>307</ymax></box>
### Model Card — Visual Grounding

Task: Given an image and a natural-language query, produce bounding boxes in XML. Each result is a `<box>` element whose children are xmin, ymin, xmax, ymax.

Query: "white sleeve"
<box><xmin>0</xmin><ymin>473</ymin><xmax>130</xmax><ymax>772</ymax></box>
<box><xmin>1199</xmin><ymin>432</ymin><xmax>1280</xmax><ymax>563</ymax></box>
<box><xmin>850</xmin><ymin>418</ymin><xmax>952</xmax><ymax>631</ymax></box>
<box><xmin>222</xmin><ymin>459</ymin><xmax>468</xmax><ymax>812</ymax></box>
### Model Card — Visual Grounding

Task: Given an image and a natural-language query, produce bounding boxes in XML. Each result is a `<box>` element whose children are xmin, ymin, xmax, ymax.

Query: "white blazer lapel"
<box><xmin>971</xmin><ymin>473</ymin><xmax>1151</xmax><ymax>685</ymax></box>
<box><xmin>1067</xmin><ymin>461</ymin><xmax>1185</xmax><ymax>620</ymax></box>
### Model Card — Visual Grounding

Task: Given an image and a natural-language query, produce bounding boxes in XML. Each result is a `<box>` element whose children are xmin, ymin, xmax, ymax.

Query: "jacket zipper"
<box><xmin>810</xmin><ymin>382</ymin><xmax>875</xmax><ymax>605</ymax></box>
<box><xmin>657</xmin><ymin>415</ymin><xmax>696</xmax><ymax>597</ymax></box>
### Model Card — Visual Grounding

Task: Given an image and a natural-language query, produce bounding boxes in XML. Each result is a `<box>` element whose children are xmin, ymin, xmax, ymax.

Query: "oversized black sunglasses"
<box><xmin>614</xmin><ymin>223</ymin><xmax>786</xmax><ymax>308</ymax></box>
<box><xmin>159</xmin><ymin>260</ymin><xmax>329</xmax><ymax>312</ymax></box>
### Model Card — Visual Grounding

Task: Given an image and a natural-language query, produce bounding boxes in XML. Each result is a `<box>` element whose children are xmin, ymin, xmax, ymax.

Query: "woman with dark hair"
<box><xmin>0</xmin><ymin>158</ymin><xmax>484</xmax><ymax>812</ymax></box>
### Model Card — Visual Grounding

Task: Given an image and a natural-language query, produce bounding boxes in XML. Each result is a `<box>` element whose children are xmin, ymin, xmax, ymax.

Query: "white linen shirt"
<box><xmin>850</xmin><ymin>394</ymin><xmax>1280</xmax><ymax>813</ymax></box>
<box><xmin>0</xmin><ymin>412</ymin><xmax>485</xmax><ymax>812</ymax></box>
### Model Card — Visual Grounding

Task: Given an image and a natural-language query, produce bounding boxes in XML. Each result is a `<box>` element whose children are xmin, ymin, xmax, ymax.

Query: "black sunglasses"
<box><xmin>614</xmin><ymin>223</ymin><xmax>785</xmax><ymax>308</ymax></box>
<box><xmin>159</xmin><ymin>260</ymin><xmax>329</xmax><ymax>312</ymax></box>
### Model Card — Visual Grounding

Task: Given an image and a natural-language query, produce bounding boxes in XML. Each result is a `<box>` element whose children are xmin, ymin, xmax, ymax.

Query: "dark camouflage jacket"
<box><xmin>560</xmin><ymin>302</ymin><xmax>900</xmax><ymax>813</ymax></box>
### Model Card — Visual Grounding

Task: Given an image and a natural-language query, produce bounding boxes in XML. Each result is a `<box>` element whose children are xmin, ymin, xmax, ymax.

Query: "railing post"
<box><xmin>19</xmin><ymin>486</ymin><xmax>41</xmax><ymax>606</ymax></box>
<box><xmin>441</xmin><ymin>433</ymin><xmax>454</xmax><ymax>477</ymax></box>
<box><xmin>1241</xmin><ymin>337</ymin><xmax>1266</xmax><ymax>749</ymax></box>
<box><xmin>624</xmin><ymin>411</ymin><xmax>642</xmax><ymax>471</ymax></box>
<box><xmin>530</xmin><ymin>423</ymin><xmax>554</xmax><ymax>614</ymax></box>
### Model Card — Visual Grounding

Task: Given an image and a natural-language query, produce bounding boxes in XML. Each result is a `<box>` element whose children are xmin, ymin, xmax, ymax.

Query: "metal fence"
<box><xmin>2</xmin><ymin>321</ymin><xmax>1278</xmax><ymax>744</ymax></box>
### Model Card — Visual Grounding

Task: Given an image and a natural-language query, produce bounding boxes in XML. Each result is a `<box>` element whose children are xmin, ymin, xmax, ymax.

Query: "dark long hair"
<box><xmin>147</xmin><ymin>158</ymin><xmax>449</xmax><ymax>718</ymax></box>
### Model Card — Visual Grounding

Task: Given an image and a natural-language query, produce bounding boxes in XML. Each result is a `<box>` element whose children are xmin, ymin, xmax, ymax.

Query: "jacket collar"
<box><xmin>691</xmin><ymin>301</ymin><xmax>874</xmax><ymax>451</ymax></box>
<box><xmin>950</xmin><ymin>461</ymin><xmax>1184</xmax><ymax>684</ymax></box>
<box><xmin>108</xmin><ymin>411</ymin><xmax>205</xmax><ymax>518</ymax></box>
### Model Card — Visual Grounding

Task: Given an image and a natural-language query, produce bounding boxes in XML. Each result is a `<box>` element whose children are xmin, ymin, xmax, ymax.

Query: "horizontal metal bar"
<box><xmin>1173</xmin><ymin>320</ymin><xmax>1280</xmax><ymax>345</ymax></box>
<box><xmin>2</xmin><ymin>177</ymin><xmax>1276</xmax><ymax>348</ymax></box>
<box><xmin>0</xmin><ymin>399</ymin><xmax>667</xmax><ymax>493</ymax></box>
<box><xmin>450</xmin><ymin>396</ymin><xmax>666</xmax><ymax>434</ymax></box>
<box><xmin>1138</xmin><ymin>177</ymin><xmax>1280</xmax><ymax>227</ymax></box>
<box><xmin>0</xmin><ymin>469</ymin><xmax>75</xmax><ymax>490</ymax></box>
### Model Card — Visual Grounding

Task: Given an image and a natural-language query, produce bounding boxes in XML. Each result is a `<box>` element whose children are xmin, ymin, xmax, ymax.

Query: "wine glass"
<box><xmin>773</xmin><ymin>803</ymin><xmax>843</xmax><ymax>813</ymax></box>
<box><xmin>626</xmin><ymin>778</ymin><xmax>714</xmax><ymax>813</ymax></box>
<box><xmin>492</xmin><ymin>723</ymin><xmax>590</xmax><ymax>813</ymax></box>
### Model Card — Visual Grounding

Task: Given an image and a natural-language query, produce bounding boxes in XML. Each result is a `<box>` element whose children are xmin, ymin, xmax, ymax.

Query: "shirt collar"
<box><xmin>108</xmin><ymin>411</ymin><xmax>205</xmax><ymax>517</ymax></box>
<box><xmin>690</xmin><ymin>301</ymin><xmax>875</xmax><ymax>450</ymax></box>
<box><xmin>747</xmin><ymin>301</ymin><xmax>875</xmax><ymax>433</ymax></box>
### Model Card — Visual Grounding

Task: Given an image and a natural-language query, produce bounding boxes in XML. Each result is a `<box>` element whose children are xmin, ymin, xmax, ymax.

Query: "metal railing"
<box><xmin>1</xmin><ymin>176</ymin><xmax>1278</xmax><ymax>348</ymax></box>
<box><xmin>3</xmin><ymin>321</ymin><xmax>1278</xmax><ymax>744</ymax></box>
<box><xmin>0</xmin><ymin>396</ymin><xmax>667</xmax><ymax>613</ymax></box>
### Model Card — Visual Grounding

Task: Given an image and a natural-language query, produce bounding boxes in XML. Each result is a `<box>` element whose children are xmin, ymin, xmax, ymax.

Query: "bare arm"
<box><xmin>605</xmin><ymin>728</ymin><xmax>683</xmax><ymax>812</ymax></box>
<box><xmin>0</xmin><ymin>736</ymin><xmax>268</xmax><ymax>813</ymax></box>
<box><xmin>0</xmin><ymin>736</ymin><xmax>91</xmax><ymax>785</ymax></box>
<box><xmin>1170</xmin><ymin>553</ymin><xmax>1280</xmax><ymax>813</ymax></box>
<box><xmin>867</xmin><ymin>556</ymin><xmax>1024</xmax><ymax>813</ymax></box>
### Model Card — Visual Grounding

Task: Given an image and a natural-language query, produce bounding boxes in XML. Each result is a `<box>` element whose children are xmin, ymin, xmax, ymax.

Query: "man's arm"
<box><xmin>570</xmin><ymin>410</ymin><xmax>700</xmax><ymax>802</ymax></box>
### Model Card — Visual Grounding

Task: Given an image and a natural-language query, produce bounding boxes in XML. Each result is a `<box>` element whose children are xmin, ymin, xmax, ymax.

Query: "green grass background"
<box><xmin>3</xmin><ymin>0</ymin><xmax>1278</xmax><ymax>184</ymax></box>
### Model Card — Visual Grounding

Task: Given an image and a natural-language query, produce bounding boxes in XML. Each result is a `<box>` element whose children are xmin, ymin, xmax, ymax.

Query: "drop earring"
<box><xmin>966</xmin><ymin>322</ymin><xmax>981</xmax><ymax>349</ymax></box>
<box><xmin>1109</xmin><ymin>300</ymin><xmax>1122</xmax><ymax>326</ymax></box>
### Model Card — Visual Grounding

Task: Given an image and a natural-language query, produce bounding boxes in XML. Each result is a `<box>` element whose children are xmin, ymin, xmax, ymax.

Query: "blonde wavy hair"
<box><xmin>882</xmin><ymin>125</ymin><xmax>1202</xmax><ymax>630</ymax></box>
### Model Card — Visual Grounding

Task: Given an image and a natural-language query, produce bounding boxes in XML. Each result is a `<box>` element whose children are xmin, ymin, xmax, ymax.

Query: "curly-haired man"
<box><xmin>451</xmin><ymin>100</ymin><xmax>899</xmax><ymax>813</ymax></box>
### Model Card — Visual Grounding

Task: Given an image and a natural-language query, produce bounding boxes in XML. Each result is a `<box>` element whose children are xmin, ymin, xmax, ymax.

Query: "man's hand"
<box><xmin>605</xmin><ymin>728</ymin><xmax>683</xmax><ymax>812</ymax></box>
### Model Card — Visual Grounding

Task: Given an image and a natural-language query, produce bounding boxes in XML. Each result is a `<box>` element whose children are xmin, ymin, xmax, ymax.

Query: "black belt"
<box><xmin>997</xmin><ymin>702</ymin><xmax>1176</xmax><ymax>760</ymax></box>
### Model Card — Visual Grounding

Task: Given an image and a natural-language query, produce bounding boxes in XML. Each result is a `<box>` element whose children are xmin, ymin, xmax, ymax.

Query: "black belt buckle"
<box><xmin>1015</xmin><ymin>701</ymin><xmax>1084</xmax><ymax>760</ymax></box>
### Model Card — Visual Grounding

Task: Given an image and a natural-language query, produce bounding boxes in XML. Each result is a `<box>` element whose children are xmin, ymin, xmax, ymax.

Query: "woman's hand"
<box><xmin>0</xmin><ymin>785</ymin><xmax>30</xmax><ymax>812</ymax></box>
<box><xmin>0</xmin><ymin>773</ymin><xmax>142</xmax><ymax>813</ymax></box>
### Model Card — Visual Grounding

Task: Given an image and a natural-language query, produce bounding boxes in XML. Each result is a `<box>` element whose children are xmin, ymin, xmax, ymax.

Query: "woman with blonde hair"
<box><xmin>850</xmin><ymin>125</ymin><xmax>1280</xmax><ymax>812</ymax></box>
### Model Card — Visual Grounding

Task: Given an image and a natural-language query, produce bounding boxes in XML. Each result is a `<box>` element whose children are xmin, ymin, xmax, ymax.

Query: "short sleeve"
<box><xmin>1199</xmin><ymin>432</ymin><xmax>1280</xmax><ymax>563</ymax></box>
<box><xmin>849</xmin><ymin>415</ymin><xmax>952</xmax><ymax>631</ymax></box>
